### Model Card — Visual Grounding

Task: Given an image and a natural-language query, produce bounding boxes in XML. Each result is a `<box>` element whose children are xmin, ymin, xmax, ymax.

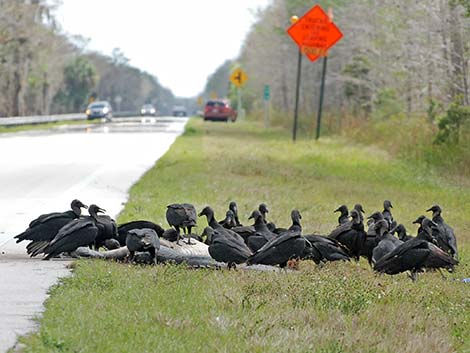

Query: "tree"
<box><xmin>56</xmin><ymin>56</ymin><xmax>97</xmax><ymax>111</ymax></box>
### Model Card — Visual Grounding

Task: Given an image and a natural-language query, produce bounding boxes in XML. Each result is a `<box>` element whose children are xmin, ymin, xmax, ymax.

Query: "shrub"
<box><xmin>434</xmin><ymin>102</ymin><xmax>470</xmax><ymax>145</ymax></box>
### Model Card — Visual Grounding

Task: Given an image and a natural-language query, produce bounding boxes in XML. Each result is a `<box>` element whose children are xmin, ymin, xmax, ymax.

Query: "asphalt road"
<box><xmin>0</xmin><ymin>116</ymin><xmax>188</xmax><ymax>352</ymax></box>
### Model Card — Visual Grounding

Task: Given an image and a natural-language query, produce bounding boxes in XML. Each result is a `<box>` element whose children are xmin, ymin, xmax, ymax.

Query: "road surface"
<box><xmin>0</xmin><ymin>116</ymin><xmax>188</xmax><ymax>352</ymax></box>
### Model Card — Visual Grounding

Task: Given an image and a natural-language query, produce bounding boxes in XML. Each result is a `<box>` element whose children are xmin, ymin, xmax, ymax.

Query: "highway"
<box><xmin>0</xmin><ymin>116</ymin><xmax>187</xmax><ymax>352</ymax></box>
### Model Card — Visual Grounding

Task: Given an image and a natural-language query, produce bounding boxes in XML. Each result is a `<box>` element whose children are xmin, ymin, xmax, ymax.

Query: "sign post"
<box><xmin>197</xmin><ymin>96</ymin><xmax>204</xmax><ymax>106</ymax></box>
<box><xmin>230</xmin><ymin>68</ymin><xmax>248</xmax><ymax>121</ymax></box>
<box><xmin>316</xmin><ymin>55</ymin><xmax>328</xmax><ymax>140</ymax></box>
<box><xmin>287</xmin><ymin>5</ymin><xmax>343</xmax><ymax>140</ymax></box>
<box><xmin>263</xmin><ymin>84</ymin><xmax>271</xmax><ymax>129</ymax></box>
<box><xmin>293</xmin><ymin>47</ymin><xmax>302</xmax><ymax>142</ymax></box>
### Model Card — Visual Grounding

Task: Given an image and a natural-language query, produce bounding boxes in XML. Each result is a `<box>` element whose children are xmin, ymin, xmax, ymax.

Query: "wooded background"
<box><xmin>0</xmin><ymin>0</ymin><xmax>185</xmax><ymax>117</ymax></box>
<box><xmin>203</xmin><ymin>0</ymin><xmax>469</xmax><ymax>121</ymax></box>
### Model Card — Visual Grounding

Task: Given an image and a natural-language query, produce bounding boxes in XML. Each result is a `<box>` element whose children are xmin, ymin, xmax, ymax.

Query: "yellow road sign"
<box><xmin>197</xmin><ymin>96</ymin><xmax>203</xmax><ymax>105</ymax></box>
<box><xmin>210</xmin><ymin>91</ymin><xmax>218</xmax><ymax>99</ymax></box>
<box><xmin>230</xmin><ymin>68</ymin><xmax>248</xmax><ymax>88</ymax></box>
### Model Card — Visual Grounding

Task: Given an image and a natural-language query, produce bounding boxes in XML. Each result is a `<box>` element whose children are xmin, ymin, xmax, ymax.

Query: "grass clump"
<box><xmin>16</xmin><ymin>119</ymin><xmax>470</xmax><ymax>353</ymax></box>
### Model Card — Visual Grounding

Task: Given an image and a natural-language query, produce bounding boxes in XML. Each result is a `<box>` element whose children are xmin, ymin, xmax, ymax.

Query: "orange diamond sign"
<box><xmin>287</xmin><ymin>5</ymin><xmax>343</xmax><ymax>62</ymax></box>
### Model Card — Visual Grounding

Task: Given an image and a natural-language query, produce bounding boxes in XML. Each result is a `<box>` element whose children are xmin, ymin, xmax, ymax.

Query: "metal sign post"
<box><xmin>316</xmin><ymin>56</ymin><xmax>328</xmax><ymax>140</ymax></box>
<box><xmin>264</xmin><ymin>85</ymin><xmax>270</xmax><ymax>129</ymax></box>
<box><xmin>287</xmin><ymin>5</ymin><xmax>343</xmax><ymax>141</ymax></box>
<box><xmin>237</xmin><ymin>87</ymin><xmax>243</xmax><ymax>121</ymax></box>
<box><xmin>293</xmin><ymin>48</ymin><xmax>302</xmax><ymax>142</ymax></box>
<box><xmin>230</xmin><ymin>68</ymin><xmax>248</xmax><ymax>121</ymax></box>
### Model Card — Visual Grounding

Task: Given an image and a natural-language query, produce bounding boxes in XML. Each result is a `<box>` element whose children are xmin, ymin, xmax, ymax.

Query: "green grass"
<box><xmin>16</xmin><ymin>119</ymin><xmax>470</xmax><ymax>352</ymax></box>
<box><xmin>0</xmin><ymin>119</ymin><xmax>99</xmax><ymax>134</ymax></box>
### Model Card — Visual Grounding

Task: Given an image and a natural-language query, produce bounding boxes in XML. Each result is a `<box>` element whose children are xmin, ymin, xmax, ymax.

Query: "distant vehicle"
<box><xmin>140</xmin><ymin>104</ymin><xmax>157</xmax><ymax>116</ymax></box>
<box><xmin>86</xmin><ymin>101</ymin><xmax>112</xmax><ymax>120</ymax></box>
<box><xmin>172</xmin><ymin>106</ymin><xmax>187</xmax><ymax>117</ymax></box>
<box><xmin>203</xmin><ymin>99</ymin><xmax>237</xmax><ymax>122</ymax></box>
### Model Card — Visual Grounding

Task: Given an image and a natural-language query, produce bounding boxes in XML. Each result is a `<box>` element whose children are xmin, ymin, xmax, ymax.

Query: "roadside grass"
<box><xmin>0</xmin><ymin>119</ymin><xmax>100</xmax><ymax>134</ymax></box>
<box><xmin>16</xmin><ymin>119</ymin><xmax>470</xmax><ymax>352</ymax></box>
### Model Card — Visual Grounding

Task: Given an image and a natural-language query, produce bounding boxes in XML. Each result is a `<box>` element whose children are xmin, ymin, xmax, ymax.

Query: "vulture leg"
<box><xmin>438</xmin><ymin>269</ymin><xmax>447</xmax><ymax>280</ymax></box>
<box><xmin>409</xmin><ymin>271</ymin><xmax>418</xmax><ymax>282</ymax></box>
<box><xmin>186</xmin><ymin>227</ymin><xmax>192</xmax><ymax>245</ymax></box>
<box><xmin>149</xmin><ymin>248</ymin><xmax>157</xmax><ymax>265</ymax></box>
<box><xmin>128</xmin><ymin>251</ymin><xmax>135</xmax><ymax>263</ymax></box>
<box><xmin>175</xmin><ymin>226</ymin><xmax>181</xmax><ymax>245</ymax></box>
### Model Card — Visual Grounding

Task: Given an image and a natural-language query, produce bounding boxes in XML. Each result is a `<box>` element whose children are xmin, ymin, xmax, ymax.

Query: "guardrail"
<box><xmin>0</xmin><ymin>113</ymin><xmax>87</xmax><ymax>127</ymax></box>
<box><xmin>0</xmin><ymin>111</ymin><xmax>141</xmax><ymax>127</ymax></box>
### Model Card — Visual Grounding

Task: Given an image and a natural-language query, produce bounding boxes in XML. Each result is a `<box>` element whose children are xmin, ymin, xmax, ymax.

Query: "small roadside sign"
<box><xmin>264</xmin><ymin>85</ymin><xmax>270</xmax><ymax>101</ymax></box>
<box><xmin>287</xmin><ymin>5</ymin><xmax>343</xmax><ymax>62</ymax></box>
<box><xmin>230</xmin><ymin>68</ymin><xmax>248</xmax><ymax>88</ymax></box>
<box><xmin>197</xmin><ymin>96</ymin><xmax>203</xmax><ymax>106</ymax></box>
<box><xmin>210</xmin><ymin>91</ymin><xmax>218</xmax><ymax>99</ymax></box>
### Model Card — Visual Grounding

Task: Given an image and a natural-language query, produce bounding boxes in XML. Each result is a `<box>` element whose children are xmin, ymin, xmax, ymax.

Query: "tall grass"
<box><xmin>247</xmin><ymin>109</ymin><xmax>470</xmax><ymax>176</ymax></box>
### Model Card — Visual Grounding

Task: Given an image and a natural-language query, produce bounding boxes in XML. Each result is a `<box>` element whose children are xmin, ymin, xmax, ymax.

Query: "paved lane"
<box><xmin>0</xmin><ymin>116</ymin><xmax>187</xmax><ymax>352</ymax></box>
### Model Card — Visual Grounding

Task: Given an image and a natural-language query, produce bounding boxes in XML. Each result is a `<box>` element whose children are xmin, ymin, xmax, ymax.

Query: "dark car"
<box><xmin>140</xmin><ymin>104</ymin><xmax>157</xmax><ymax>116</ymax></box>
<box><xmin>86</xmin><ymin>101</ymin><xmax>112</xmax><ymax>120</ymax></box>
<box><xmin>172</xmin><ymin>106</ymin><xmax>187</xmax><ymax>117</ymax></box>
<box><xmin>203</xmin><ymin>99</ymin><xmax>237</xmax><ymax>122</ymax></box>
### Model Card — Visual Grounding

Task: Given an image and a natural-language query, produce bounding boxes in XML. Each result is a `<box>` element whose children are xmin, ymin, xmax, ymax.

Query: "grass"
<box><xmin>15</xmin><ymin>119</ymin><xmax>470</xmax><ymax>352</ymax></box>
<box><xmin>0</xmin><ymin>119</ymin><xmax>100</xmax><ymax>134</ymax></box>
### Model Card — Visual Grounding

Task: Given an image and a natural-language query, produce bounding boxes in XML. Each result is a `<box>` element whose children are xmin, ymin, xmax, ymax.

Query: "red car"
<box><xmin>203</xmin><ymin>99</ymin><xmax>237</xmax><ymax>122</ymax></box>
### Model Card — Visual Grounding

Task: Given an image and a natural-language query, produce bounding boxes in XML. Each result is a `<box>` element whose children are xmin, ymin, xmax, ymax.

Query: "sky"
<box><xmin>54</xmin><ymin>0</ymin><xmax>271</xmax><ymax>98</ymax></box>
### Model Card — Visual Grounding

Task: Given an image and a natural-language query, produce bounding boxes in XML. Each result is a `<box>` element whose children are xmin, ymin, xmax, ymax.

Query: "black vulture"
<box><xmin>15</xmin><ymin>199</ymin><xmax>88</xmax><ymax>257</ymax></box>
<box><xmin>219</xmin><ymin>210</ymin><xmax>236</xmax><ymax>229</ymax></box>
<box><xmin>202</xmin><ymin>227</ymin><xmax>215</xmax><ymax>245</ymax></box>
<box><xmin>229</xmin><ymin>201</ymin><xmax>242</xmax><ymax>226</ymax></box>
<box><xmin>247</xmin><ymin>210</ymin><xmax>305</xmax><ymax>268</ymax></box>
<box><xmin>328</xmin><ymin>209</ymin><xmax>366</xmax><ymax>261</ymax></box>
<box><xmin>42</xmin><ymin>204</ymin><xmax>104</xmax><ymax>260</ymax></box>
<box><xmin>231</xmin><ymin>223</ymin><xmax>256</xmax><ymax>241</ymax></box>
<box><xmin>126</xmin><ymin>228</ymin><xmax>160</xmax><ymax>264</ymax></box>
<box><xmin>166</xmin><ymin>203</ymin><xmax>197</xmax><ymax>245</ymax></box>
<box><xmin>269</xmin><ymin>209</ymin><xmax>302</xmax><ymax>235</ymax></box>
<box><xmin>427</xmin><ymin>205</ymin><xmax>458</xmax><ymax>259</ymax></box>
<box><xmin>360</xmin><ymin>211</ymin><xmax>384</xmax><ymax>265</ymax></box>
<box><xmin>372</xmin><ymin>219</ymin><xmax>403</xmax><ymax>264</ymax></box>
<box><xmin>353</xmin><ymin>204</ymin><xmax>365</xmax><ymax>222</ymax></box>
<box><xmin>204</xmin><ymin>227</ymin><xmax>252</xmax><ymax>268</ymax></box>
<box><xmin>246</xmin><ymin>210</ymin><xmax>276</xmax><ymax>252</ymax></box>
<box><xmin>92</xmin><ymin>207</ymin><xmax>118</xmax><ymax>250</ymax></box>
<box><xmin>334</xmin><ymin>205</ymin><xmax>349</xmax><ymax>225</ymax></box>
<box><xmin>247</xmin><ymin>230</ymin><xmax>306</xmax><ymax>268</ymax></box>
<box><xmin>198</xmin><ymin>206</ymin><xmax>245</xmax><ymax>244</ymax></box>
<box><xmin>391</xmin><ymin>224</ymin><xmax>414</xmax><ymax>242</ymax></box>
<box><xmin>117</xmin><ymin>220</ymin><xmax>165</xmax><ymax>246</ymax></box>
<box><xmin>366</xmin><ymin>211</ymin><xmax>384</xmax><ymax>235</ymax></box>
<box><xmin>414</xmin><ymin>216</ymin><xmax>438</xmax><ymax>243</ymax></box>
<box><xmin>382</xmin><ymin>200</ymin><xmax>394</xmax><ymax>228</ymax></box>
<box><xmin>288</xmin><ymin>209</ymin><xmax>302</xmax><ymax>232</ymax></box>
<box><xmin>373</xmin><ymin>238</ymin><xmax>458</xmax><ymax>281</ymax></box>
<box><xmin>162</xmin><ymin>228</ymin><xmax>178</xmax><ymax>242</ymax></box>
<box><xmin>258</xmin><ymin>203</ymin><xmax>269</xmax><ymax>222</ymax></box>
<box><xmin>103</xmin><ymin>238</ymin><xmax>121</xmax><ymax>250</ymax></box>
<box><xmin>258</xmin><ymin>203</ymin><xmax>277</xmax><ymax>232</ymax></box>
<box><xmin>302</xmin><ymin>235</ymin><xmax>350</xmax><ymax>264</ymax></box>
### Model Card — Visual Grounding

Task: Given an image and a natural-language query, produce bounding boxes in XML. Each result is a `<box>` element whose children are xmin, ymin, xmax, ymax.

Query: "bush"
<box><xmin>434</xmin><ymin>102</ymin><xmax>470</xmax><ymax>145</ymax></box>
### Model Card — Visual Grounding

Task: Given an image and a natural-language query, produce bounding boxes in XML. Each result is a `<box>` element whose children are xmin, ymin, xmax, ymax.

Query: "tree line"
<box><xmin>0</xmin><ymin>0</ymin><xmax>178</xmax><ymax>117</ymax></box>
<box><xmin>205</xmin><ymin>0</ymin><xmax>469</xmax><ymax>143</ymax></box>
